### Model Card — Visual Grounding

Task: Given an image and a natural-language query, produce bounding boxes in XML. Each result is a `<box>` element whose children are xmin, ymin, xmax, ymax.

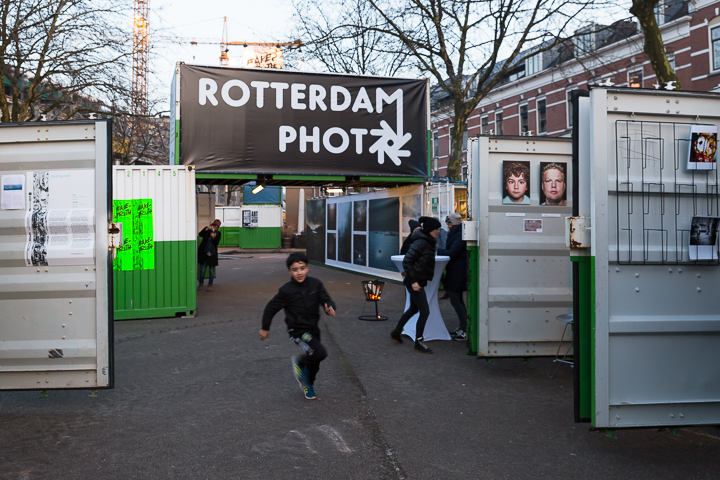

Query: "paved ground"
<box><xmin>2</xmin><ymin>253</ymin><xmax>720</xmax><ymax>479</ymax></box>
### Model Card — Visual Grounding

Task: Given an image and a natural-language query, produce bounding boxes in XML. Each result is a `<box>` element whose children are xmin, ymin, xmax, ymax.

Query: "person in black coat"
<box><xmin>389</xmin><ymin>216</ymin><xmax>441</xmax><ymax>354</ymax></box>
<box><xmin>437</xmin><ymin>213</ymin><xmax>468</xmax><ymax>340</ymax></box>
<box><xmin>197</xmin><ymin>219</ymin><xmax>222</xmax><ymax>291</ymax></box>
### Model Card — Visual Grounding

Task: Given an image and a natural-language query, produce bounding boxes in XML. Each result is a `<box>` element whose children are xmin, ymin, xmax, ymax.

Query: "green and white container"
<box><xmin>113</xmin><ymin>165</ymin><xmax>197</xmax><ymax>319</ymax></box>
<box><xmin>239</xmin><ymin>204</ymin><xmax>282</xmax><ymax>249</ymax></box>
<box><xmin>216</xmin><ymin>206</ymin><xmax>240</xmax><ymax>247</ymax></box>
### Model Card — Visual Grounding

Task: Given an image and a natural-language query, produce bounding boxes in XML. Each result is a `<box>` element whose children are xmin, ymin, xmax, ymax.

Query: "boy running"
<box><xmin>259</xmin><ymin>252</ymin><xmax>337</xmax><ymax>400</ymax></box>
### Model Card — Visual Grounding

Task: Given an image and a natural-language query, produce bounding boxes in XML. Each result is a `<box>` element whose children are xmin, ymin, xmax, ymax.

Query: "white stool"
<box><xmin>547</xmin><ymin>313</ymin><xmax>573</xmax><ymax>379</ymax></box>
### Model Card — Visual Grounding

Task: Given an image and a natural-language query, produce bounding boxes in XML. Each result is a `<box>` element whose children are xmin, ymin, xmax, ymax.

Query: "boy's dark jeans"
<box><xmin>392</xmin><ymin>285</ymin><xmax>429</xmax><ymax>340</ymax></box>
<box><xmin>289</xmin><ymin>330</ymin><xmax>328</xmax><ymax>386</ymax></box>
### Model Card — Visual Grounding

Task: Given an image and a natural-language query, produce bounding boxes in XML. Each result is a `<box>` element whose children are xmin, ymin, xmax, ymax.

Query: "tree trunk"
<box><xmin>630</xmin><ymin>0</ymin><xmax>681</xmax><ymax>89</ymax></box>
<box><xmin>447</xmin><ymin>110</ymin><xmax>470</xmax><ymax>181</ymax></box>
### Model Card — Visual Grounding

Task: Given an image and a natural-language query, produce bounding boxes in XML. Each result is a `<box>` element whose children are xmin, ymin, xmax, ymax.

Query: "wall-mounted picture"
<box><xmin>306</xmin><ymin>199</ymin><xmax>326</xmax><ymax>263</ymax></box>
<box><xmin>369</xmin><ymin>197</ymin><xmax>400</xmax><ymax>271</ymax></box>
<box><xmin>353</xmin><ymin>234</ymin><xmax>367</xmax><ymax>266</ymax></box>
<box><xmin>502</xmin><ymin>161</ymin><xmax>530</xmax><ymax>205</ymax></box>
<box><xmin>353</xmin><ymin>200</ymin><xmax>367</xmax><ymax>232</ymax></box>
<box><xmin>327</xmin><ymin>203</ymin><xmax>337</xmax><ymax>230</ymax></box>
<box><xmin>689</xmin><ymin>216</ymin><xmax>720</xmax><ymax>260</ymax></box>
<box><xmin>402</xmin><ymin>194</ymin><xmax>422</xmax><ymax>233</ymax></box>
<box><xmin>687</xmin><ymin>125</ymin><xmax>718</xmax><ymax>170</ymax></box>
<box><xmin>338</xmin><ymin>202</ymin><xmax>352</xmax><ymax>263</ymax></box>
<box><xmin>524</xmin><ymin>219</ymin><xmax>543</xmax><ymax>233</ymax></box>
<box><xmin>539</xmin><ymin>162</ymin><xmax>567</xmax><ymax>206</ymax></box>
<box><xmin>327</xmin><ymin>232</ymin><xmax>336</xmax><ymax>261</ymax></box>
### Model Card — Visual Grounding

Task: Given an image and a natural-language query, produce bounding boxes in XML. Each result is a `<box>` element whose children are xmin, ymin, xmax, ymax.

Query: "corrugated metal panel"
<box><xmin>0</xmin><ymin>121</ymin><xmax>112</xmax><ymax>390</ymax></box>
<box><xmin>218</xmin><ymin>227</ymin><xmax>240</xmax><ymax>247</ymax></box>
<box><xmin>112</xmin><ymin>166</ymin><xmax>197</xmax><ymax>320</ymax></box>
<box><xmin>239</xmin><ymin>227</ymin><xmax>281</xmax><ymax>248</ymax></box>
<box><xmin>240</xmin><ymin>205</ymin><xmax>282</xmax><ymax>227</ymax></box>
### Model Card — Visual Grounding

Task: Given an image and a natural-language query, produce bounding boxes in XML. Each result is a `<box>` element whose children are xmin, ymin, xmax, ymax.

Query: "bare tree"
<box><xmin>629</xmin><ymin>0</ymin><xmax>680</xmax><ymax>89</ymax></box>
<box><xmin>294</xmin><ymin>0</ymin><xmax>623</xmax><ymax>180</ymax></box>
<box><xmin>291</xmin><ymin>0</ymin><xmax>412</xmax><ymax>76</ymax></box>
<box><xmin>0</xmin><ymin>0</ymin><xmax>130</xmax><ymax>123</ymax></box>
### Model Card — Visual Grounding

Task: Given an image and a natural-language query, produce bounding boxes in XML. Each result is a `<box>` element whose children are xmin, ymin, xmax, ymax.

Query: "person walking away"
<box><xmin>198</xmin><ymin>219</ymin><xmax>222</xmax><ymax>291</ymax></box>
<box><xmin>400</xmin><ymin>219</ymin><xmax>422</xmax><ymax>255</ymax></box>
<box><xmin>259</xmin><ymin>252</ymin><xmax>337</xmax><ymax>400</ymax></box>
<box><xmin>389</xmin><ymin>216</ymin><xmax>441</xmax><ymax>354</ymax></box>
<box><xmin>435</xmin><ymin>216</ymin><xmax>448</xmax><ymax>251</ymax></box>
<box><xmin>437</xmin><ymin>213</ymin><xmax>468</xmax><ymax>340</ymax></box>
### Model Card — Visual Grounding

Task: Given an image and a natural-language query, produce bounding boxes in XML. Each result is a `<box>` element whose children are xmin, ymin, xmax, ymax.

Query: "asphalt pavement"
<box><xmin>1</xmin><ymin>253</ymin><xmax>720</xmax><ymax>479</ymax></box>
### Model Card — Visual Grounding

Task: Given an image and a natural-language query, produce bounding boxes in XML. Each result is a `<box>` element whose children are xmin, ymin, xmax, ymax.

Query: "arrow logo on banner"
<box><xmin>369</xmin><ymin>89</ymin><xmax>412</xmax><ymax>166</ymax></box>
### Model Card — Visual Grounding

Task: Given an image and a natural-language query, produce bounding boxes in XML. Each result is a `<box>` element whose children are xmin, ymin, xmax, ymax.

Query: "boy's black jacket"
<box><xmin>402</xmin><ymin>229</ymin><xmax>437</xmax><ymax>287</ymax></box>
<box><xmin>261</xmin><ymin>276</ymin><xmax>336</xmax><ymax>332</ymax></box>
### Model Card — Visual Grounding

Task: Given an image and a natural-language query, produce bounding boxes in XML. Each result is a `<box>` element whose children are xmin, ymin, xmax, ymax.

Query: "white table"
<box><xmin>390</xmin><ymin>255</ymin><xmax>451</xmax><ymax>341</ymax></box>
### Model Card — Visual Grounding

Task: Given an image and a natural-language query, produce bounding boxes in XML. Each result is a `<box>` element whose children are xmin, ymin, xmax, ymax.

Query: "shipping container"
<box><xmin>113</xmin><ymin>165</ymin><xmax>197</xmax><ymax>319</ymax></box>
<box><xmin>216</xmin><ymin>206</ymin><xmax>240</xmax><ymax>247</ymax></box>
<box><xmin>239</xmin><ymin>205</ymin><xmax>282</xmax><ymax>248</ymax></box>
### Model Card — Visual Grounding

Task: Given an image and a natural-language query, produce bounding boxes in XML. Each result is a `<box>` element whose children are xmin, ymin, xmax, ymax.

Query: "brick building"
<box><xmin>431</xmin><ymin>0</ymin><xmax>720</xmax><ymax>179</ymax></box>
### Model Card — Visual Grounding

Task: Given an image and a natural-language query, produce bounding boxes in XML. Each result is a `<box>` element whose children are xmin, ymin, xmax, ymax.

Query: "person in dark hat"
<box><xmin>390</xmin><ymin>216</ymin><xmax>441</xmax><ymax>354</ymax></box>
<box><xmin>197</xmin><ymin>219</ymin><xmax>222</xmax><ymax>291</ymax></box>
<box><xmin>400</xmin><ymin>219</ymin><xmax>422</xmax><ymax>255</ymax></box>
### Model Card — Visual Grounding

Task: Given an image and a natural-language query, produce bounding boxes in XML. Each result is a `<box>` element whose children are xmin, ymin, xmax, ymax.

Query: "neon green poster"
<box><xmin>113</xmin><ymin>199</ymin><xmax>154</xmax><ymax>271</ymax></box>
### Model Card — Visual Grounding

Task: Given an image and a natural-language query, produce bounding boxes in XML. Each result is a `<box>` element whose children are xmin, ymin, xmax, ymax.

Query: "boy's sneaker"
<box><xmin>452</xmin><ymin>329</ymin><xmax>467</xmax><ymax>341</ymax></box>
<box><xmin>389</xmin><ymin>331</ymin><xmax>403</xmax><ymax>344</ymax></box>
<box><xmin>414</xmin><ymin>338</ymin><xmax>433</xmax><ymax>354</ymax></box>
<box><xmin>291</xmin><ymin>356</ymin><xmax>307</xmax><ymax>386</ymax></box>
<box><xmin>303</xmin><ymin>385</ymin><xmax>318</xmax><ymax>400</ymax></box>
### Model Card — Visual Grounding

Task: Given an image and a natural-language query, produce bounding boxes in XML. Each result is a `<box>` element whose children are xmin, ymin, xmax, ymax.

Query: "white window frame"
<box><xmin>710</xmin><ymin>19</ymin><xmax>720</xmax><ymax>73</ymax></box>
<box><xmin>495</xmin><ymin>110</ymin><xmax>504</xmax><ymax>136</ymax></box>
<box><xmin>525</xmin><ymin>52</ymin><xmax>542</xmax><ymax>76</ymax></box>
<box><xmin>481</xmin><ymin>115</ymin><xmax>489</xmax><ymax>135</ymax></box>
<box><xmin>566</xmin><ymin>87</ymin><xmax>579</xmax><ymax>129</ymax></box>
<box><xmin>575</xmin><ymin>24</ymin><xmax>595</xmax><ymax>57</ymax></box>
<box><xmin>536</xmin><ymin>96</ymin><xmax>547</xmax><ymax>135</ymax></box>
<box><xmin>433</xmin><ymin>130</ymin><xmax>439</xmax><ymax>157</ymax></box>
<box><xmin>519</xmin><ymin>103</ymin><xmax>529</xmax><ymax>134</ymax></box>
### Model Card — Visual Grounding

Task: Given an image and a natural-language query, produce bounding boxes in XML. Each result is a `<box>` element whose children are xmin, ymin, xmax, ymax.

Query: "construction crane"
<box><xmin>189</xmin><ymin>17</ymin><xmax>302</xmax><ymax>66</ymax></box>
<box><xmin>131</xmin><ymin>0</ymin><xmax>149</xmax><ymax>116</ymax></box>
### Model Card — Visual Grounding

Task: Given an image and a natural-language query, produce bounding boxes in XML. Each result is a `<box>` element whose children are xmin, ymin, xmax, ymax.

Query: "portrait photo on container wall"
<box><xmin>306</xmin><ymin>199</ymin><xmax>326</xmax><ymax>263</ymax></box>
<box><xmin>502</xmin><ymin>161</ymin><xmax>530</xmax><ymax>205</ymax></box>
<box><xmin>539</xmin><ymin>162</ymin><xmax>567</xmax><ymax>206</ymax></box>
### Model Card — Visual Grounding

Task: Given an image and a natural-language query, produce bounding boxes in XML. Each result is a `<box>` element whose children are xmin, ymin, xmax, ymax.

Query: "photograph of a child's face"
<box><xmin>539</xmin><ymin>162</ymin><xmax>567</xmax><ymax>206</ymax></box>
<box><xmin>502</xmin><ymin>161</ymin><xmax>530</xmax><ymax>205</ymax></box>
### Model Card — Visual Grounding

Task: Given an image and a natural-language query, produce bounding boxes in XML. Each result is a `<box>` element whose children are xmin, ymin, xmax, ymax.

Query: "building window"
<box><xmin>712</xmin><ymin>25</ymin><xmax>720</xmax><ymax>71</ymax></box>
<box><xmin>667</xmin><ymin>52</ymin><xmax>675</xmax><ymax>71</ymax></box>
<box><xmin>481</xmin><ymin>115</ymin><xmax>489</xmax><ymax>134</ymax></box>
<box><xmin>526</xmin><ymin>53</ymin><xmax>542</xmax><ymax>76</ymax></box>
<box><xmin>433</xmin><ymin>130</ymin><xmax>439</xmax><ymax>157</ymax></box>
<box><xmin>433</xmin><ymin>156</ymin><xmax>439</xmax><ymax>176</ymax></box>
<box><xmin>567</xmin><ymin>89</ymin><xmax>578</xmax><ymax>128</ymax></box>
<box><xmin>519</xmin><ymin>104</ymin><xmax>529</xmax><ymax>134</ymax></box>
<box><xmin>461</xmin><ymin>164</ymin><xmax>468</xmax><ymax>182</ymax></box>
<box><xmin>449</xmin><ymin>125</ymin><xmax>454</xmax><ymax>154</ymax></box>
<box><xmin>495</xmin><ymin>111</ymin><xmax>504</xmax><ymax>136</ymax></box>
<box><xmin>537</xmin><ymin>98</ymin><xmax>547</xmax><ymax>134</ymax></box>
<box><xmin>629</xmin><ymin>70</ymin><xmax>643</xmax><ymax>88</ymax></box>
<box><xmin>575</xmin><ymin>25</ymin><xmax>595</xmax><ymax>57</ymax></box>
<box><xmin>462</xmin><ymin>127</ymin><xmax>468</xmax><ymax>152</ymax></box>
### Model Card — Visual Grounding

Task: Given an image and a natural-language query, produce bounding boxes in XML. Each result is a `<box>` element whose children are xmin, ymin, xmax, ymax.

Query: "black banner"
<box><xmin>179</xmin><ymin>65</ymin><xmax>428</xmax><ymax>177</ymax></box>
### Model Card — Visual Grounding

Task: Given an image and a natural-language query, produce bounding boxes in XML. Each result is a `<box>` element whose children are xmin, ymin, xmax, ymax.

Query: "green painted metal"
<box><xmin>466</xmin><ymin>245</ymin><xmax>480</xmax><ymax>355</ymax></box>
<box><xmin>427</xmin><ymin>130</ymin><xmax>432</xmax><ymax>176</ymax></box>
<box><xmin>114</xmin><ymin>240</ymin><xmax>197</xmax><ymax>320</ymax></box>
<box><xmin>239</xmin><ymin>226</ymin><xmax>281</xmax><ymax>249</ymax></box>
<box><xmin>219</xmin><ymin>227</ymin><xmax>240</xmax><ymax>247</ymax></box>
<box><xmin>174</xmin><ymin>119</ymin><xmax>180</xmax><ymax>164</ymax></box>
<box><xmin>195</xmin><ymin>173</ymin><xmax>257</xmax><ymax>180</ymax></box>
<box><xmin>272</xmin><ymin>174</ymin><xmax>344</xmax><ymax>181</ymax></box>
<box><xmin>590</xmin><ymin>255</ymin><xmax>596</xmax><ymax>427</ymax></box>
<box><xmin>358</xmin><ymin>176</ymin><xmax>425</xmax><ymax>183</ymax></box>
<box><xmin>571</xmin><ymin>255</ymin><xmax>593</xmax><ymax>421</ymax></box>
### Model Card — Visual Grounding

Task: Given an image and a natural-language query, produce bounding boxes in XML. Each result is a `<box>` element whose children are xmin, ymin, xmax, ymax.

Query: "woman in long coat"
<box><xmin>197</xmin><ymin>219</ymin><xmax>222</xmax><ymax>291</ymax></box>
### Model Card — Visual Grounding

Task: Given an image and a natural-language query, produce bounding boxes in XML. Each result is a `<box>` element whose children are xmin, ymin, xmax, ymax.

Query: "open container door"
<box><xmin>586</xmin><ymin>88</ymin><xmax>720</xmax><ymax>428</ymax></box>
<box><xmin>0</xmin><ymin>120</ymin><xmax>113</xmax><ymax>390</ymax></box>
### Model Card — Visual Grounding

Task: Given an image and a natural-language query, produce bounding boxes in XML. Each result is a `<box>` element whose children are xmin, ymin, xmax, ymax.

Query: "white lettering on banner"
<box><xmin>352</xmin><ymin>87</ymin><xmax>373</xmax><ymax>113</ymax></box>
<box><xmin>199</xmin><ymin>78</ymin><xmax>218</xmax><ymax>106</ymax></box>
<box><xmin>270</xmin><ymin>82</ymin><xmax>289</xmax><ymax>109</ymax></box>
<box><xmin>291</xmin><ymin>84</ymin><xmax>307</xmax><ymax>110</ymax></box>
<box><xmin>279</xmin><ymin>126</ymin><xmax>297</xmax><ymax>152</ymax></box>
<box><xmin>198</xmin><ymin>78</ymin><xmax>414</xmax><ymax>166</ymax></box>
<box><xmin>350</xmin><ymin>128</ymin><xmax>368</xmax><ymax>154</ymax></box>
<box><xmin>299</xmin><ymin>126</ymin><xmax>320</xmax><ymax>153</ymax></box>
<box><xmin>221</xmin><ymin>80</ymin><xmax>250</xmax><ymax>107</ymax></box>
<box><xmin>309</xmin><ymin>85</ymin><xmax>327</xmax><ymax>111</ymax></box>
<box><xmin>251</xmin><ymin>81</ymin><xmax>270</xmax><ymax>108</ymax></box>
<box><xmin>323</xmin><ymin>128</ymin><xmax>350</xmax><ymax>154</ymax></box>
<box><xmin>330</xmin><ymin>86</ymin><xmax>351</xmax><ymax>111</ymax></box>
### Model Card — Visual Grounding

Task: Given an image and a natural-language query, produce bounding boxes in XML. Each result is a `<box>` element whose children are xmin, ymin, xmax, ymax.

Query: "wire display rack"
<box><xmin>613</xmin><ymin>120</ymin><xmax>720</xmax><ymax>265</ymax></box>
